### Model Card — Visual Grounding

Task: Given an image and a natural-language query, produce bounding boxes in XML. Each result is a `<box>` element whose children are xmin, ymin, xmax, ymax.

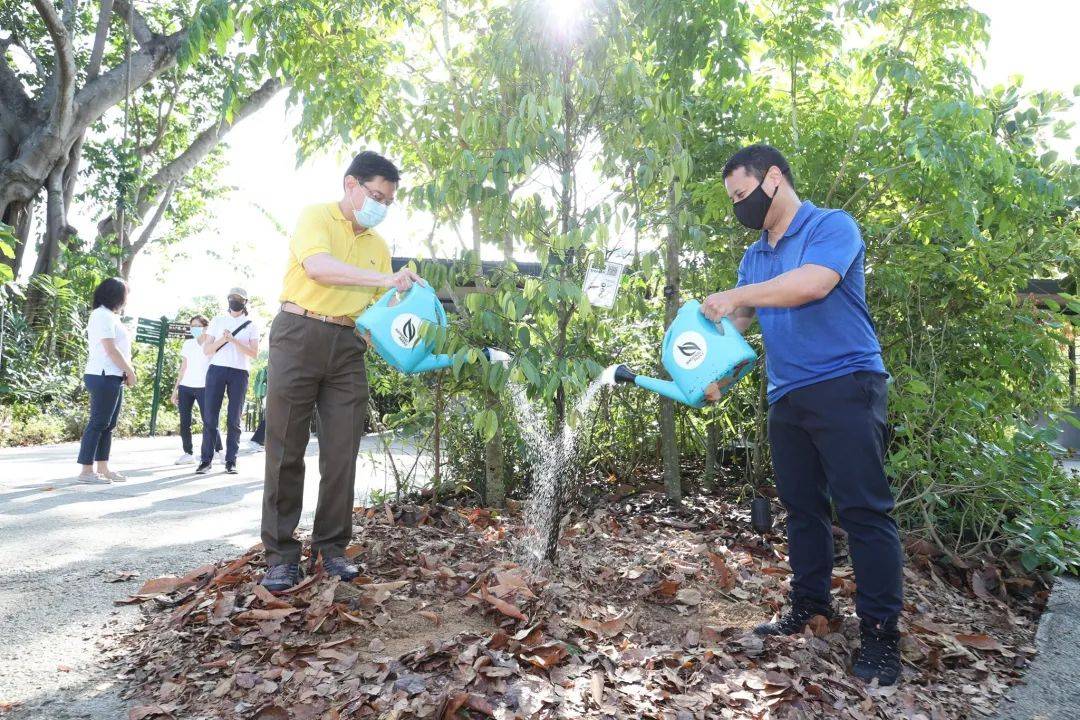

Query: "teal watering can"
<box><xmin>356</xmin><ymin>283</ymin><xmax>508</xmax><ymax>374</ymax></box>
<box><xmin>604</xmin><ymin>299</ymin><xmax>757</xmax><ymax>408</ymax></box>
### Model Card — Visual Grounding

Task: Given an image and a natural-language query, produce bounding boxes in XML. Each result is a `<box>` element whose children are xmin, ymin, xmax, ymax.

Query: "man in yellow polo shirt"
<box><xmin>261</xmin><ymin>150</ymin><xmax>421</xmax><ymax>592</ymax></box>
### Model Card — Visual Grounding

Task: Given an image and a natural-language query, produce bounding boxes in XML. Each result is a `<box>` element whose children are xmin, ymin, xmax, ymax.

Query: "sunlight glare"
<box><xmin>545</xmin><ymin>0</ymin><xmax>585</xmax><ymax>36</ymax></box>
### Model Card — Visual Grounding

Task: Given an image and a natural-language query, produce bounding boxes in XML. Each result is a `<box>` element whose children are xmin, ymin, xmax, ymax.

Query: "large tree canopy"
<box><xmin>0</xmin><ymin>0</ymin><xmax>408</xmax><ymax>282</ymax></box>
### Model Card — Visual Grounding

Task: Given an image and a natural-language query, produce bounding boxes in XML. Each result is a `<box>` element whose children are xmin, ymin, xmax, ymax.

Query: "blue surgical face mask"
<box><xmin>190</xmin><ymin>326</ymin><xmax>204</xmax><ymax>339</ymax></box>
<box><xmin>353</xmin><ymin>194</ymin><xmax>388</xmax><ymax>229</ymax></box>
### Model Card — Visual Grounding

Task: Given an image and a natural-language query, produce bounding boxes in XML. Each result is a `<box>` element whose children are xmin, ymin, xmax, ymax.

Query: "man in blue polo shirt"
<box><xmin>702</xmin><ymin>144</ymin><xmax>903</xmax><ymax>686</ymax></box>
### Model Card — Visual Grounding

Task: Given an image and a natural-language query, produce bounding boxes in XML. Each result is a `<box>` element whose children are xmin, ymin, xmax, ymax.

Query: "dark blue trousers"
<box><xmin>201</xmin><ymin>365</ymin><xmax>248</xmax><ymax>464</ymax></box>
<box><xmin>768</xmin><ymin>371</ymin><xmax>903</xmax><ymax>623</ymax></box>
<box><xmin>178</xmin><ymin>385</ymin><xmax>222</xmax><ymax>456</ymax></box>
<box><xmin>77</xmin><ymin>373</ymin><xmax>124</xmax><ymax>465</ymax></box>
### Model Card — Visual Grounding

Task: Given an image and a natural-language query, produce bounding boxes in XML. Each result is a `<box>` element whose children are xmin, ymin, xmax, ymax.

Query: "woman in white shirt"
<box><xmin>170</xmin><ymin>315</ymin><xmax>222</xmax><ymax>464</ymax></box>
<box><xmin>76</xmin><ymin>278</ymin><xmax>137</xmax><ymax>484</ymax></box>
<box><xmin>196</xmin><ymin>287</ymin><xmax>260</xmax><ymax>475</ymax></box>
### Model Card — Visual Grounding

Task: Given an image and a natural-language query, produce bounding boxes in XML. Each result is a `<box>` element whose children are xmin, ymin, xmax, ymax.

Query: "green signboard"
<box><xmin>135</xmin><ymin>316</ymin><xmax>170</xmax><ymax>436</ymax></box>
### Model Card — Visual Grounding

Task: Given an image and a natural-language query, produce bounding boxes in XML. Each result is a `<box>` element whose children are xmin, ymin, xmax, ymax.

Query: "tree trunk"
<box><xmin>25</xmin><ymin>161</ymin><xmax>70</xmax><ymax>325</ymax></box>
<box><xmin>482</xmin><ymin>389</ymin><xmax>506</xmax><ymax>507</ymax></box>
<box><xmin>660</xmin><ymin>181</ymin><xmax>682</xmax><ymax>504</ymax></box>
<box><xmin>469</xmin><ymin>204</ymin><xmax>483</xmax><ymax>278</ymax></box>
<box><xmin>1</xmin><ymin>198</ymin><xmax>35</xmax><ymax>279</ymax></box>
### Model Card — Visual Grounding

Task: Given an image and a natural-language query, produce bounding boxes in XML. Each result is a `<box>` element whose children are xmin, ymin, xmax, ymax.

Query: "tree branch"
<box><xmin>113</xmin><ymin>0</ymin><xmax>156</xmax><ymax>47</ymax></box>
<box><xmin>86</xmin><ymin>0</ymin><xmax>115</xmax><ymax>80</ymax></box>
<box><xmin>132</xmin><ymin>179</ymin><xmax>175</xmax><ymax>252</ymax></box>
<box><xmin>11</xmin><ymin>33</ymin><xmax>48</xmax><ymax>77</ymax></box>
<box><xmin>138</xmin><ymin>72</ymin><xmax>180</xmax><ymax>157</ymax></box>
<box><xmin>74</xmin><ymin>27</ymin><xmax>186</xmax><ymax>135</ymax></box>
<box><xmin>0</xmin><ymin>52</ymin><xmax>37</xmax><ymax>138</ymax></box>
<box><xmin>30</xmin><ymin>0</ymin><xmax>77</xmax><ymax>130</ymax></box>
<box><xmin>97</xmin><ymin>77</ymin><xmax>284</xmax><ymax>238</ymax></box>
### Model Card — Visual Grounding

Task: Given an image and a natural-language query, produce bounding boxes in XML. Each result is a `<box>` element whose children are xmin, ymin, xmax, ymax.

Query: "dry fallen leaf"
<box><xmin>676</xmin><ymin>588</ymin><xmax>703</xmax><ymax>606</ymax></box>
<box><xmin>252</xmin><ymin>705</ymin><xmax>290</xmax><ymax>720</ymax></box>
<box><xmin>252</xmin><ymin>583</ymin><xmax>292</xmax><ymax>609</ymax></box>
<box><xmin>707</xmin><ymin>551</ymin><xmax>736</xmax><ymax>590</ymax></box>
<box><xmin>653</xmin><ymin>579</ymin><xmax>681</xmax><ymax>597</ymax></box>
<box><xmin>522</xmin><ymin>643</ymin><xmax>568</xmax><ymax>669</ymax></box>
<box><xmin>480</xmin><ymin>585</ymin><xmax>527</xmax><ymax>621</ymax></box>
<box><xmin>103</xmin><ymin>570</ymin><xmax>138</xmax><ymax>583</ymax></box>
<box><xmin>590</xmin><ymin>670</ymin><xmax>605</xmax><ymax>704</ymax></box>
<box><xmin>955</xmin><ymin>633</ymin><xmax>1004</xmax><ymax>652</ymax></box>
<box><xmin>808</xmin><ymin>614</ymin><xmax>830</xmax><ymax>637</ymax></box>
<box><xmin>232</xmin><ymin>607</ymin><xmax>298</xmax><ymax>623</ymax></box>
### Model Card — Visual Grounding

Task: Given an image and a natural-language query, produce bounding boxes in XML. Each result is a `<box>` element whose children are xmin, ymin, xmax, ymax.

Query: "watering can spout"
<box><xmin>633</xmin><ymin>374</ymin><xmax>700</xmax><ymax>408</ymax></box>
<box><xmin>605</xmin><ymin>363</ymin><xmax>697</xmax><ymax>406</ymax></box>
<box><xmin>601</xmin><ymin>363</ymin><xmax>637</xmax><ymax>385</ymax></box>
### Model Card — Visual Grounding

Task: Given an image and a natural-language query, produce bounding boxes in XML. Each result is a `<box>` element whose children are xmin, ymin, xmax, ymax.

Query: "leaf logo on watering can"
<box><xmin>391</xmin><ymin>313</ymin><xmax>423</xmax><ymax>349</ymax></box>
<box><xmin>672</xmin><ymin>331</ymin><xmax>707</xmax><ymax>370</ymax></box>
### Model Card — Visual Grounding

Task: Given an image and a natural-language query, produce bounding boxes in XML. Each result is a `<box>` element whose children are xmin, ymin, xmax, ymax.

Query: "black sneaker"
<box><xmin>225</xmin><ymin>461</ymin><xmax>237</xmax><ymax>474</ymax></box>
<box><xmin>260</xmin><ymin>563</ymin><xmax>300</xmax><ymax>592</ymax></box>
<box><xmin>195</xmin><ymin>461</ymin><xmax>212</xmax><ymax>474</ymax></box>
<box><xmin>853</xmin><ymin>618</ymin><xmax>902</xmax><ymax>686</ymax></box>
<box><xmin>319</xmin><ymin>555</ymin><xmax>360</xmax><ymax>581</ymax></box>
<box><xmin>754</xmin><ymin>596</ymin><xmax>835</xmax><ymax>637</ymax></box>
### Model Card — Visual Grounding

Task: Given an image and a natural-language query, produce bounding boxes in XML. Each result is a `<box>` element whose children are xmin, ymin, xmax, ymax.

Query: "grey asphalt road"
<box><xmin>0</xmin><ymin>432</ymin><xmax>431</xmax><ymax>719</ymax></box>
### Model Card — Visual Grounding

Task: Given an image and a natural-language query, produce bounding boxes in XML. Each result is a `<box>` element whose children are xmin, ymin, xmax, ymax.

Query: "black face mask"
<box><xmin>228</xmin><ymin>299</ymin><xmax>246</xmax><ymax>312</ymax></box>
<box><xmin>733</xmin><ymin>179</ymin><xmax>776</xmax><ymax>230</ymax></box>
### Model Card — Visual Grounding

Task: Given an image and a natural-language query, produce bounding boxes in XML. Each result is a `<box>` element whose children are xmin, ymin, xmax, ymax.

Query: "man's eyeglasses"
<box><xmin>361</xmin><ymin>183</ymin><xmax>393</xmax><ymax>206</ymax></box>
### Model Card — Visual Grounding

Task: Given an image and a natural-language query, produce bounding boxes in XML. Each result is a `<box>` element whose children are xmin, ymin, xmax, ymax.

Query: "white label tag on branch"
<box><xmin>583</xmin><ymin>260</ymin><xmax>625</xmax><ymax>309</ymax></box>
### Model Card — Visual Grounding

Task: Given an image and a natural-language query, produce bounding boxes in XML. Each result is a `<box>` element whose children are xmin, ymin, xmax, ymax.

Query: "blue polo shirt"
<box><xmin>736</xmin><ymin>200</ymin><xmax>885</xmax><ymax>404</ymax></box>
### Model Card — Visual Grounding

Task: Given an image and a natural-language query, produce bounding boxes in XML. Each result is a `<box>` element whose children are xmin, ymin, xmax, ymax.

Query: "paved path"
<box><xmin>991</xmin><ymin>575</ymin><xmax>1080</xmax><ymax>720</ymax></box>
<box><xmin>0</xmin><ymin>433</ymin><xmax>431</xmax><ymax>719</ymax></box>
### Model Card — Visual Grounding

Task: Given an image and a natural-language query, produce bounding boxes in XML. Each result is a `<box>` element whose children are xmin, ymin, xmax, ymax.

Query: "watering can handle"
<box><xmin>376</xmin><ymin>279</ymin><xmax>428</xmax><ymax>309</ymax></box>
<box><xmin>696</xmin><ymin>299</ymin><xmax>727</xmax><ymax>335</ymax></box>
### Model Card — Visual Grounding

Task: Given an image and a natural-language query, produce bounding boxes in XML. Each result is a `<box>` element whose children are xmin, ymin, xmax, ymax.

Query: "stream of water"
<box><xmin>512</xmin><ymin>377</ymin><xmax>607</xmax><ymax>569</ymax></box>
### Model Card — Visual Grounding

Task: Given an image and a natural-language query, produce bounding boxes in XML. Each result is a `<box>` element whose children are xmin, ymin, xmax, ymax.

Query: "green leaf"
<box><xmin>906</xmin><ymin>379</ymin><xmax>931</xmax><ymax>395</ymax></box>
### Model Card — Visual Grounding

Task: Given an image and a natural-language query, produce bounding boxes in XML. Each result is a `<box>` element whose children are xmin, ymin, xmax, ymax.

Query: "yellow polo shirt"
<box><xmin>279</xmin><ymin>202</ymin><xmax>392</xmax><ymax>319</ymax></box>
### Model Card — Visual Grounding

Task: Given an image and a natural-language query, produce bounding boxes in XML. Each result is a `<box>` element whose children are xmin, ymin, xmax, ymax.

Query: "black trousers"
<box><xmin>202</xmin><ymin>365</ymin><xmax>249</xmax><ymax>464</ymax></box>
<box><xmin>768</xmin><ymin>371</ymin><xmax>903</xmax><ymax>623</ymax></box>
<box><xmin>251</xmin><ymin>416</ymin><xmax>266</xmax><ymax>445</ymax></box>
<box><xmin>77</xmin><ymin>373</ymin><xmax>123</xmax><ymax>465</ymax></box>
<box><xmin>177</xmin><ymin>385</ymin><xmax>221</xmax><ymax>456</ymax></box>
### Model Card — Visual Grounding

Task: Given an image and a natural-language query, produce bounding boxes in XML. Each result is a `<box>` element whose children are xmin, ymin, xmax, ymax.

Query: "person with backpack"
<box><xmin>197</xmin><ymin>288</ymin><xmax>260</xmax><ymax>475</ymax></box>
<box><xmin>701</xmin><ymin>145</ymin><xmax>903</xmax><ymax>686</ymax></box>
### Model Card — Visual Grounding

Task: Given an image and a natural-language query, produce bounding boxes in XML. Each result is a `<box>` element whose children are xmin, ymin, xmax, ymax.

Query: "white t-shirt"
<box><xmin>178</xmin><ymin>338</ymin><xmax>212</xmax><ymax>388</ymax></box>
<box><xmin>207</xmin><ymin>314</ymin><xmax>261</xmax><ymax>372</ymax></box>
<box><xmin>85</xmin><ymin>306</ymin><xmax>131</xmax><ymax>376</ymax></box>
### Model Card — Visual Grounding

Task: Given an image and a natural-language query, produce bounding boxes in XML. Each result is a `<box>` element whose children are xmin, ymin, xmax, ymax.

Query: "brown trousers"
<box><xmin>261</xmin><ymin>311</ymin><xmax>369</xmax><ymax>566</ymax></box>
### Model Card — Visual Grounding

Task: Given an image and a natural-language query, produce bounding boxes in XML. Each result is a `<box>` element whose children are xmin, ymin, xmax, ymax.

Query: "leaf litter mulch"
<box><xmin>118</xmin><ymin>492</ymin><xmax>1049</xmax><ymax>720</ymax></box>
